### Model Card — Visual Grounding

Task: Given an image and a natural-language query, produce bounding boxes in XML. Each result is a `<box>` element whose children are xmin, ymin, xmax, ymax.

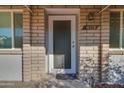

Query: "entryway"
<box><xmin>48</xmin><ymin>15</ymin><xmax>76</xmax><ymax>74</ymax></box>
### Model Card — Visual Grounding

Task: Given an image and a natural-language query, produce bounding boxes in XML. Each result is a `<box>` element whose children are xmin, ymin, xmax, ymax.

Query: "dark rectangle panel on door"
<box><xmin>53</xmin><ymin>20</ymin><xmax>71</xmax><ymax>69</ymax></box>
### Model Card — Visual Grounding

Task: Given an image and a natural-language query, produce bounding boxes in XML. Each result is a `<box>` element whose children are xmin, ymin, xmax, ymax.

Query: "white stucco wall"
<box><xmin>0</xmin><ymin>55</ymin><xmax>22</xmax><ymax>81</ymax></box>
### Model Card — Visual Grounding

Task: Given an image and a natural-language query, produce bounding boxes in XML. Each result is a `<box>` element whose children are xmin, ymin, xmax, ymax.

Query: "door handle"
<box><xmin>72</xmin><ymin>45</ymin><xmax>75</xmax><ymax>48</ymax></box>
<box><xmin>72</xmin><ymin>41</ymin><xmax>75</xmax><ymax>44</ymax></box>
<box><xmin>72</xmin><ymin>41</ymin><xmax>75</xmax><ymax>48</ymax></box>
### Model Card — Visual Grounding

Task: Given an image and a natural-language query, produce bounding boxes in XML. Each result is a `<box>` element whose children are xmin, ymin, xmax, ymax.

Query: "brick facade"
<box><xmin>0</xmin><ymin>5</ymin><xmax>122</xmax><ymax>82</ymax></box>
<box><xmin>79</xmin><ymin>6</ymin><xmax>101</xmax><ymax>82</ymax></box>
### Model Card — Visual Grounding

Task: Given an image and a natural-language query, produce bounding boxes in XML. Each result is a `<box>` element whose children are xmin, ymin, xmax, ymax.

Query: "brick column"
<box><xmin>100</xmin><ymin>9</ymin><xmax>110</xmax><ymax>82</ymax></box>
<box><xmin>30</xmin><ymin>6</ymin><xmax>46</xmax><ymax>81</ymax></box>
<box><xmin>79</xmin><ymin>6</ymin><xmax>102</xmax><ymax>82</ymax></box>
<box><xmin>23</xmin><ymin>7</ymin><xmax>32</xmax><ymax>81</ymax></box>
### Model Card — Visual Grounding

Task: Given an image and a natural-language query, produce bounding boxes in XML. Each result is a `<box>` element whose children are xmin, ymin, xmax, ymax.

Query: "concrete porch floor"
<box><xmin>0</xmin><ymin>75</ymin><xmax>90</xmax><ymax>88</ymax></box>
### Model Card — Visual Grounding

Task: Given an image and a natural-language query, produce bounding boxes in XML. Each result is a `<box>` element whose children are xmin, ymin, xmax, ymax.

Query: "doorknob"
<box><xmin>72</xmin><ymin>41</ymin><xmax>75</xmax><ymax>48</ymax></box>
<box><xmin>72</xmin><ymin>41</ymin><xmax>75</xmax><ymax>44</ymax></box>
<box><xmin>72</xmin><ymin>45</ymin><xmax>75</xmax><ymax>48</ymax></box>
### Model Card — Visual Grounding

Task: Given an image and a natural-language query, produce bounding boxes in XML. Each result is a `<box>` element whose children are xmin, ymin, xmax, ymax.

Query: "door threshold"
<box><xmin>55</xmin><ymin>74</ymin><xmax>77</xmax><ymax>80</ymax></box>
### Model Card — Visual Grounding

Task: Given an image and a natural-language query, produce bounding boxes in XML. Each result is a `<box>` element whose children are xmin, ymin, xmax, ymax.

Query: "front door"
<box><xmin>48</xmin><ymin>16</ymin><xmax>76</xmax><ymax>74</ymax></box>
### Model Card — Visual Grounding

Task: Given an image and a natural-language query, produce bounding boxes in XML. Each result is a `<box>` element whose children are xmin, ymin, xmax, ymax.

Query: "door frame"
<box><xmin>48</xmin><ymin>15</ymin><xmax>76</xmax><ymax>74</ymax></box>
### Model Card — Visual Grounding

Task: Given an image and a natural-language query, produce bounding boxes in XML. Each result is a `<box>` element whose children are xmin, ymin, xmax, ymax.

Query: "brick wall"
<box><xmin>0</xmin><ymin>6</ymin><xmax>29</xmax><ymax>81</ymax></box>
<box><xmin>23</xmin><ymin>6</ymin><xmax>32</xmax><ymax>81</ymax></box>
<box><xmin>0</xmin><ymin>5</ymin><xmax>122</xmax><ymax>82</ymax></box>
<box><xmin>79</xmin><ymin>6</ymin><xmax>101</xmax><ymax>82</ymax></box>
<box><xmin>0</xmin><ymin>5</ymin><xmax>105</xmax><ymax>82</ymax></box>
<box><xmin>101</xmin><ymin>5</ymin><xmax>124</xmax><ymax>82</ymax></box>
<box><xmin>100</xmin><ymin>8</ymin><xmax>109</xmax><ymax>82</ymax></box>
<box><xmin>23</xmin><ymin>6</ymin><xmax>46</xmax><ymax>81</ymax></box>
<box><xmin>30</xmin><ymin>6</ymin><xmax>46</xmax><ymax>81</ymax></box>
<box><xmin>0</xmin><ymin>5</ymin><xmax>46</xmax><ymax>81</ymax></box>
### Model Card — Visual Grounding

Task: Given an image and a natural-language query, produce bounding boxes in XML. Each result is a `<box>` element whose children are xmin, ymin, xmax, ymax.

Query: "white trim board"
<box><xmin>46</xmin><ymin>8</ymin><xmax>80</xmax><ymax>15</ymax></box>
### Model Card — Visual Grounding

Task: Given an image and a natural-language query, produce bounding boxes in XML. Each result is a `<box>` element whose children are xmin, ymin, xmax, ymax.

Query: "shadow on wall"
<box><xmin>79</xmin><ymin>8</ymin><xmax>109</xmax><ymax>85</ymax></box>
